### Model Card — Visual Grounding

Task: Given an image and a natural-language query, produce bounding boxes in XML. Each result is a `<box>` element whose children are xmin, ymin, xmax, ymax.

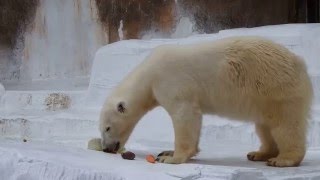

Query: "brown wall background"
<box><xmin>95</xmin><ymin>0</ymin><xmax>177</xmax><ymax>43</ymax></box>
<box><xmin>95</xmin><ymin>0</ymin><xmax>319</xmax><ymax>43</ymax></box>
<box><xmin>0</xmin><ymin>0</ymin><xmax>39</xmax><ymax>48</ymax></box>
<box><xmin>179</xmin><ymin>0</ymin><xmax>295</xmax><ymax>33</ymax></box>
<box><xmin>0</xmin><ymin>0</ymin><xmax>318</xmax><ymax>47</ymax></box>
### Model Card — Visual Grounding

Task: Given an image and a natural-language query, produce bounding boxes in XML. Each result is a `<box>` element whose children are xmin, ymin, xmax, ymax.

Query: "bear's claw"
<box><xmin>155</xmin><ymin>156</ymin><xmax>172</xmax><ymax>163</ymax></box>
<box><xmin>157</xmin><ymin>153</ymin><xmax>164</xmax><ymax>157</ymax></box>
<box><xmin>157</xmin><ymin>150</ymin><xmax>174</xmax><ymax>157</ymax></box>
<box><xmin>247</xmin><ymin>153</ymin><xmax>255</xmax><ymax>161</ymax></box>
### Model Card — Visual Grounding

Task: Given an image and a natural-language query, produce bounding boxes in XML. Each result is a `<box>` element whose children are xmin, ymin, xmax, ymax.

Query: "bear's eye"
<box><xmin>106</xmin><ymin>127</ymin><xmax>111</xmax><ymax>132</ymax></box>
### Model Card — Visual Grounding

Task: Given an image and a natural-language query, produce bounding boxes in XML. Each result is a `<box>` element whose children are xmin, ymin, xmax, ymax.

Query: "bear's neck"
<box><xmin>113</xmin><ymin>69</ymin><xmax>157</xmax><ymax>116</ymax></box>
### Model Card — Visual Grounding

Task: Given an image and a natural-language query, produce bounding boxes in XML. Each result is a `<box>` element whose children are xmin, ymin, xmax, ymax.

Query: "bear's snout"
<box><xmin>102</xmin><ymin>141</ymin><xmax>120</xmax><ymax>154</ymax></box>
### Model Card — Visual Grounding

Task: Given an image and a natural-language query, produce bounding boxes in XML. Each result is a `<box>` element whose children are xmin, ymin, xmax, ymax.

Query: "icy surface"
<box><xmin>1</xmin><ymin>140</ymin><xmax>320</xmax><ymax>180</ymax></box>
<box><xmin>1</xmin><ymin>24</ymin><xmax>320</xmax><ymax>179</ymax></box>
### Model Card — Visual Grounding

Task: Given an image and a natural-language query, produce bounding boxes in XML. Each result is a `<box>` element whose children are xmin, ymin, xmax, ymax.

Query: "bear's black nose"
<box><xmin>103</xmin><ymin>148</ymin><xmax>115</xmax><ymax>153</ymax></box>
<box><xmin>102</xmin><ymin>141</ymin><xmax>120</xmax><ymax>154</ymax></box>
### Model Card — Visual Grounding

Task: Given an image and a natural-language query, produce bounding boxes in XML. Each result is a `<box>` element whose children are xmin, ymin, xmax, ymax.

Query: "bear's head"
<box><xmin>99</xmin><ymin>99</ymin><xmax>141</xmax><ymax>153</ymax></box>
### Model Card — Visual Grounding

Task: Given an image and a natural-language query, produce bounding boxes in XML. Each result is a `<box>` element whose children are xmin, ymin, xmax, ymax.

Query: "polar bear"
<box><xmin>99</xmin><ymin>36</ymin><xmax>313</xmax><ymax>167</ymax></box>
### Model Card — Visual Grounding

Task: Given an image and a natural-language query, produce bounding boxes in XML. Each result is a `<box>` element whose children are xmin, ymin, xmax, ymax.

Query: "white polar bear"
<box><xmin>99</xmin><ymin>36</ymin><xmax>313</xmax><ymax>167</ymax></box>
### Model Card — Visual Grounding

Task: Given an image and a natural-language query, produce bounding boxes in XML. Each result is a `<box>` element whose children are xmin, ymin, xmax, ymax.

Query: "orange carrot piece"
<box><xmin>146</xmin><ymin>155</ymin><xmax>156</xmax><ymax>163</ymax></box>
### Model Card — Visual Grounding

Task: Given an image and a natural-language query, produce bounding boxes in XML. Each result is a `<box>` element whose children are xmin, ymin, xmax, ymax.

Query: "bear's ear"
<box><xmin>117</xmin><ymin>101</ymin><xmax>126</xmax><ymax>113</ymax></box>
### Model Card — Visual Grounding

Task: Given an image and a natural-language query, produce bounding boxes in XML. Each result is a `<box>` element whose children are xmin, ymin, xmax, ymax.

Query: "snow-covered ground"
<box><xmin>2</xmin><ymin>140</ymin><xmax>320</xmax><ymax>180</ymax></box>
<box><xmin>1</xmin><ymin>24</ymin><xmax>320</xmax><ymax>179</ymax></box>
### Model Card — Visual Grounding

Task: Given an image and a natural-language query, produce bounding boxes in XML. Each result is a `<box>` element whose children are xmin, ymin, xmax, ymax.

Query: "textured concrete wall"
<box><xmin>1</xmin><ymin>0</ymin><xmax>106</xmax><ymax>88</ymax></box>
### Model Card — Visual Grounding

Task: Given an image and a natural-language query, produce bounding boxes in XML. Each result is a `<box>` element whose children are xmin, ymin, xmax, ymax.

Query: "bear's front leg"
<box><xmin>157</xmin><ymin>102</ymin><xmax>202</xmax><ymax>164</ymax></box>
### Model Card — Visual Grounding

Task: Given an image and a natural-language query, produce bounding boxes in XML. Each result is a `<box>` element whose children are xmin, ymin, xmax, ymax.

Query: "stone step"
<box><xmin>0</xmin><ymin>111</ymin><xmax>99</xmax><ymax>143</ymax></box>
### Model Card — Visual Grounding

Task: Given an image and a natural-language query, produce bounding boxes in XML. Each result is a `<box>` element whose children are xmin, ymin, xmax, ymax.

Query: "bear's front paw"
<box><xmin>155</xmin><ymin>155</ymin><xmax>188</xmax><ymax>164</ymax></box>
<box><xmin>247</xmin><ymin>151</ymin><xmax>277</xmax><ymax>161</ymax></box>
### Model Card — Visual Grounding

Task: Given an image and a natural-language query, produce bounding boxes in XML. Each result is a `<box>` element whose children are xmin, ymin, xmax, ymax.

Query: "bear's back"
<box><xmin>214</xmin><ymin>36</ymin><xmax>311</xmax><ymax>99</ymax></box>
<box><xmin>145</xmin><ymin>36</ymin><xmax>312</xmax><ymax>102</ymax></box>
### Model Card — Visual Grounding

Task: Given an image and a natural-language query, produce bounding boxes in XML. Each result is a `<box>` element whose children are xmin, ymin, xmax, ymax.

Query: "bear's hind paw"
<box><xmin>266</xmin><ymin>157</ymin><xmax>300</xmax><ymax>167</ymax></box>
<box><xmin>247</xmin><ymin>151</ymin><xmax>277</xmax><ymax>161</ymax></box>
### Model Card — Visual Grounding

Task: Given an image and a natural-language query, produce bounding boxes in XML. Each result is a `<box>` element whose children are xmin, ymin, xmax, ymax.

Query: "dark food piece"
<box><xmin>121</xmin><ymin>151</ymin><xmax>135</xmax><ymax>160</ymax></box>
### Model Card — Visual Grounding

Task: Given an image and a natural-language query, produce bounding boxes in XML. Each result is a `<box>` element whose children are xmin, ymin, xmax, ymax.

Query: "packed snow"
<box><xmin>1</xmin><ymin>24</ymin><xmax>320</xmax><ymax>179</ymax></box>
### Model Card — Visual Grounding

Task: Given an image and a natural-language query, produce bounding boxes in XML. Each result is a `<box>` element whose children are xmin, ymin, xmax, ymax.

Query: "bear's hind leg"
<box><xmin>247</xmin><ymin>123</ymin><xmax>279</xmax><ymax>161</ymax></box>
<box><xmin>266</xmin><ymin>103</ymin><xmax>307</xmax><ymax>167</ymax></box>
<box><xmin>157</xmin><ymin>102</ymin><xmax>202</xmax><ymax>164</ymax></box>
<box><xmin>267</xmin><ymin>123</ymin><xmax>306</xmax><ymax>167</ymax></box>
